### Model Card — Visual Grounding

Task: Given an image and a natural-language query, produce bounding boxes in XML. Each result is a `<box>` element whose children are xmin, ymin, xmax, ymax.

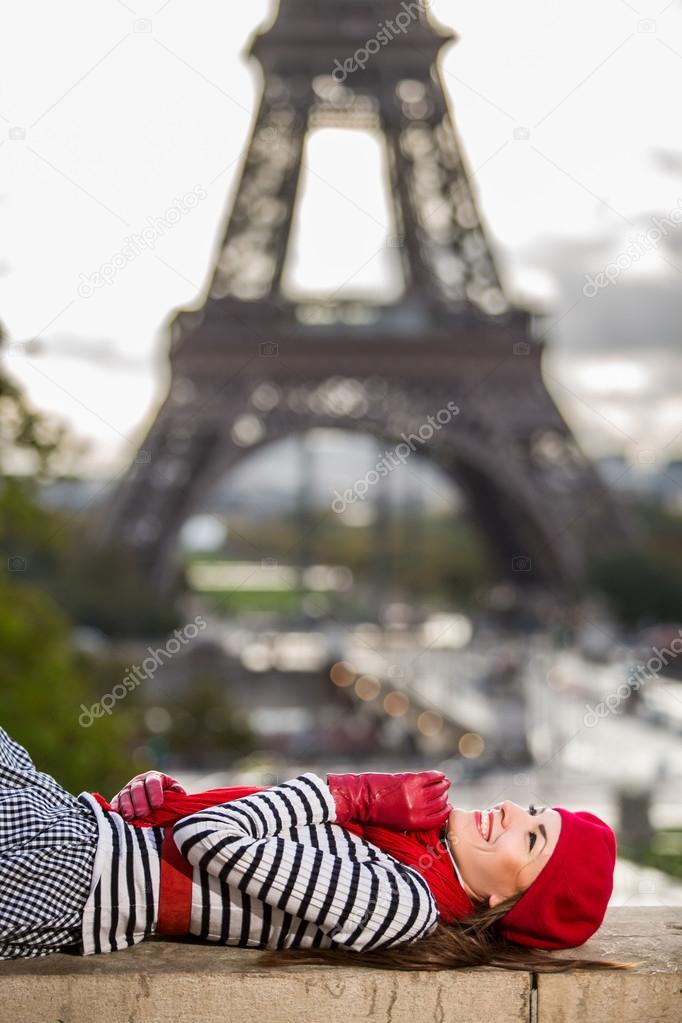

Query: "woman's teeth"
<box><xmin>479</xmin><ymin>809</ymin><xmax>491</xmax><ymax>841</ymax></box>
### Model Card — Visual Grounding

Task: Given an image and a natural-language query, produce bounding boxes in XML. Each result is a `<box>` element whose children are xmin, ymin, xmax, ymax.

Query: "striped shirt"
<box><xmin>76</xmin><ymin>792</ymin><xmax>164</xmax><ymax>955</ymax></box>
<box><xmin>0</xmin><ymin>726</ymin><xmax>98</xmax><ymax>960</ymax></box>
<box><xmin>79</xmin><ymin>773</ymin><xmax>439</xmax><ymax>955</ymax></box>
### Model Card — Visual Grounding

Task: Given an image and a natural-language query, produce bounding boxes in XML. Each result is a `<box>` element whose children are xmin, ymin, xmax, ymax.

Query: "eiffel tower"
<box><xmin>95</xmin><ymin>0</ymin><xmax>627</xmax><ymax>594</ymax></box>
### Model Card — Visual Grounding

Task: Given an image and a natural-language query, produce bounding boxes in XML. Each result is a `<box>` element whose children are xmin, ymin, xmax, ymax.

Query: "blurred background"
<box><xmin>1</xmin><ymin>0</ymin><xmax>681</xmax><ymax>911</ymax></box>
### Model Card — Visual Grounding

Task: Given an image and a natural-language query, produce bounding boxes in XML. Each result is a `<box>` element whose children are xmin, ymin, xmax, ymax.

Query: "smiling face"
<box><xmin>446</xmin><ymin>801</ymin><xmax>562</xmax><ymax>908</ymax></box>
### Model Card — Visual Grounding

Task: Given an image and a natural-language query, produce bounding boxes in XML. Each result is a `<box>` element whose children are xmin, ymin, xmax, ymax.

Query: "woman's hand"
<box><xmin>110</xmin><ymin>770</ymin><xmax>186</xmax><ymax>820</ymax></box>
<box><xmin>327</xmin><ymin>770</ymin><xmax>452</xmax><ymax>830</ymax></box>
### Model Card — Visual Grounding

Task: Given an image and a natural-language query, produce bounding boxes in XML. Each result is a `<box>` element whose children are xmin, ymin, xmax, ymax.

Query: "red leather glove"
<box><xmin>327</xmin><ymin>771</ymin><xmax>451</xmax><ymax>830</ymax></box>
<box><xmin>110</xmin><ymin>771</ymin><xmax>186</xmax><ymax>820</ymax></box>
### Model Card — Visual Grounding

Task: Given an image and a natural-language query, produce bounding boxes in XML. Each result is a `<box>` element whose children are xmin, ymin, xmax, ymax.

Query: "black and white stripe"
<box><xmin>76</xmin><ymin>791</ymin><xmax>163</xmax><ymax>955</ymax></box>
<box><xmin>0</xmin><ymin>726</ymin><xmax>99</xmax><ymax>960</ymax></box>
<box><xmin>80</xmin><ymin>773</ymin><xmax>438</xmax><ymax>956</ymax></box>
<box><xmin>0</xmin><ymin>734</ymin><xmax>438</xmax><ymax>960</ymax></box>
<box><xmin>172</xmin><ymin>773</ymin><xmax>439</xmax><ymax>952</ymax></box>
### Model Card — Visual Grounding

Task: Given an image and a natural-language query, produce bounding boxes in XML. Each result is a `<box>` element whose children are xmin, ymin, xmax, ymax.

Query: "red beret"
<box><xmin>499</xmin><ymin>807</ymin><xmax>617</xmax><ymax>949</ymax></box>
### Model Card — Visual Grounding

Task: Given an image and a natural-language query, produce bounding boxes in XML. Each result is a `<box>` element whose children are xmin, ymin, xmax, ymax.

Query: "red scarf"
<box><xmin>91</xmin><ymin>784</ymin><xmax>474</xmax><ymax>924</ymax></box>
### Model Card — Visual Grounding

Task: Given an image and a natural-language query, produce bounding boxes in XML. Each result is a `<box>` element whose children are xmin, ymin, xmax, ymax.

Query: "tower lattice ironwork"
<box><xmin>95</xmin><ymin>0</ymin><xmax>628</xmax><ymax>593</ymax></box>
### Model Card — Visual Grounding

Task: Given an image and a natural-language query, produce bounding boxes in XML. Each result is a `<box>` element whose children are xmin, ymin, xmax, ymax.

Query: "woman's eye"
<box><xmin>527</xmin><ymin>802</ymin><xmax>539</xmax><ymax>851</ymax></box>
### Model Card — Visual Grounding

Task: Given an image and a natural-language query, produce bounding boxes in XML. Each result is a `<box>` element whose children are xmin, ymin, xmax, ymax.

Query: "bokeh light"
<box><xmin>416</xmin><ymin>710</ymin><xmax>443</xmax><ymax>735</ymax></box>
<box><xmin>354</xmin><ymin>674</ymin><xmax>381</xmax><ymax>701</ymax></box>
<box><xmin>458</xmin><ymin>732</ymin><xmax>485</xmax><ymax>758</ymax></box>
<box><xmin>329</xmin><ymin>660</ymin><xmax>356</xmax><ymax>686</ymax></box>
<box><xmin>383</xmin><ymin>691</ymin><xmax>410</xmax><ymax>717</ymax></box>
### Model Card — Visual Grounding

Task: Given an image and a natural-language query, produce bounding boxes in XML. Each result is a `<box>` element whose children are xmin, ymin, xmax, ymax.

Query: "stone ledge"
<box><xmin>538</xmin><ymin>907</ymin><xmax>681</xmax><ymax>1023</ymax></box>
<box><xmin>0</xmin><ymin>908</ymin><xmax>678</xmax><ymax>1023</ymax></box>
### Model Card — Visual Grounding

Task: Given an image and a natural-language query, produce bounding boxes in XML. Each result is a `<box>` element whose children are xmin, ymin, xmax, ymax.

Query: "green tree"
<box><xmin>0</xmin><ymin>332</ymin><xmax>151</xmax><ymax>791</ymax></box>
<box><xmin>587</xmin><ymin>544</ymin><xmax>682</xmax><ymax>627</ymax></box>
<box><xmin>163</xmin><ymin>675</ymin><xmax>256</xmax><ymax>769</ymax></box>
<box><xmin>0</xmin><ymin>574</ymin><xmax>140</xmax><ymax>793</ymax></box>
<box><xmin>586</xmin><ymin>502</ymin><xmax>682</xmax><ymax>627</ymax></box>
<box><xmin>0</xmin><ymin>323</ymin><xmax>180</xmax><ymax>636</ymax></box>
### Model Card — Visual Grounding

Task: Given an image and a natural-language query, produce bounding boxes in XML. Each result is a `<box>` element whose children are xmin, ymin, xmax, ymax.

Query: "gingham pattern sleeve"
<box><xmin>172</xmin><ymin>772</ymin><xmax>438</xmax><ymax>952</ymax></box>
<box><xmin>0</xmin><ymin>726</ymin><xmax>98</xmax><ymax>960</ymax></box>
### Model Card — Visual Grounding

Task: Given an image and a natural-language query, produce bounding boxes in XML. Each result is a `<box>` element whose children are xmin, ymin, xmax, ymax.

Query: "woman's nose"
<box><xmin>498</xmin><ymin>800</ymin><xmax>524</xmax><ymax>828</ymax></box>
<box><xmin>488</xmin><ymin>803</ymin><xmax>508</xmax><ymax>832</ymax></box>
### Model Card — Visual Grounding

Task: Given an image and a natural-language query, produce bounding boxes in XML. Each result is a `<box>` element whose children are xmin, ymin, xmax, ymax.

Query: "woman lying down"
<box><xmin>0</xmin><ymin>725</ymin><xmax>632</xmax><ymax>972</ymax></box>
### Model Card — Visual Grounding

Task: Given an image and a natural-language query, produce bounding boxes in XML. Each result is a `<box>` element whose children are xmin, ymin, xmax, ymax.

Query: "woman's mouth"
<box><xmin>475</xmin><ymin>809</ymin><xmax>492</xmax><ymax>841</ymax></box>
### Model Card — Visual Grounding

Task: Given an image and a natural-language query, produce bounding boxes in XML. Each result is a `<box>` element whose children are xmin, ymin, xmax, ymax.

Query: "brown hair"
<box><xmin>256</xmin><ymin>894</ymin><xmax>635</xmax><ymax>973</ymax></box>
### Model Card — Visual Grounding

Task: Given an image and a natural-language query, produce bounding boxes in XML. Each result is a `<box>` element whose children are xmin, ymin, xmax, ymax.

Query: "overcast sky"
<box><xmin>1</xmin><ymin>0</ymin><xmax>682</xmax><ymax>479</ymax></box>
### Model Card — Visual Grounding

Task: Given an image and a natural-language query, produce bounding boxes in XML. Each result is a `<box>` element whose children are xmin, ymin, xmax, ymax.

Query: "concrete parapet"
<box><xmin>0</xmin><ymin>907</ymin><xmax>678</xmax><ymax>1023</ymax></box>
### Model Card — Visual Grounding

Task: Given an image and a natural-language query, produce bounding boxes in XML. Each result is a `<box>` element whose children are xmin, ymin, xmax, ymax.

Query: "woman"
<box><xmin>0</xmin><ymin>726</ymin><xmax>629</xmax><ymax>971</ymax></box>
